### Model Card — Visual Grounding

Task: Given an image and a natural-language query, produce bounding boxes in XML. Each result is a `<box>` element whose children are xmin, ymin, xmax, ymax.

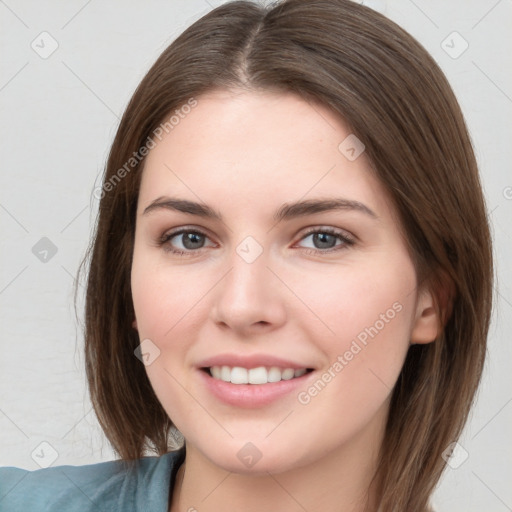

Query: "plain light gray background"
<box><xmin>0</xmin><ymin>1</ymin><xmax>511</xmax><ymax>510</ymax></box>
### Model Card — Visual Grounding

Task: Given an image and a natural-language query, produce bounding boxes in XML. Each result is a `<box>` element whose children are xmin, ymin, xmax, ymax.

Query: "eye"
<box><xmin>158</xmin><ymin>228</ymin><xmax>215</xmax><ymax>255</ymax></box>
<box><xmin>295</xmin><ymin>227</ymin><xmax>355</xmax><ymax>254</ymax></box>
<box><xmin>157</xmin><ymin>226</ymin><xmax>355</xmax><ymax>257</ymax></box>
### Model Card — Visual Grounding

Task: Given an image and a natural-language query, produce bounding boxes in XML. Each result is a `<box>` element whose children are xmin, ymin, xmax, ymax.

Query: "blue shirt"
<box><xmin>0</xmin><ymin>446</ymin><xmax>185</xmax><ymax>511</ymax></box>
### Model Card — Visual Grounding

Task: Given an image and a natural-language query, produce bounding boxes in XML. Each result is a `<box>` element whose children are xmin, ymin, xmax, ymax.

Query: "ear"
<box><xmin>132</xmin><ymin>319</ymin><xmax>138</xmax><ymax>330</ymax></box>
<box><xmin>410</xmin><ymin>272</ymin><xmax>454</xmax><ymax>345</ymax></box>
<box><xmin>410</xmin><ymin>286</ymin><xmax>439</xmax><ymax>344</ymax></box>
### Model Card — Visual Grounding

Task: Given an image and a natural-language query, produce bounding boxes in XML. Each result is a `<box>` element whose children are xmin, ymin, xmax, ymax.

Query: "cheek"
<box><xmin>131</xmin><ymin>254</ymin><xmax>206</xmax><ymax>431</ymax></box>
<box><xmin>292</xmin><ymin>254</ymin><xmax>415</xmax><ymax>338</ymax></box>
<box><xmin>131</xmin><ymin>252</ymin><xmax>209</xmax><ymax>340</ymax></box>
<box><xmin>130</xmin><ymin>252</ymin><xmax>211</xmax><ymax>395</ymax></box>
<box><xmin>291</xmin><ymin>255</ymin><xmax>416</xmax><ymax>392</ymax></box>
<box><xmin>293</xmin><ymin>264</ymin><xmax>415</xmax><ymax>432</ymax></box>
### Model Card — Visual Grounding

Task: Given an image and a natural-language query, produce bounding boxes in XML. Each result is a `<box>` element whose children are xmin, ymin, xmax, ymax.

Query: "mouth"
<box><xmin>196</xmin><ymin>353</ymin><xmax>317</xmax><ymax>407</ymax></box>
<box><xmin>201</xmin><ymin>365</ymin><xmax>314</xmax><ymax>384</ymax></box>
<box><xmin>198</xmin><ymin>364</ymin><xmax>316</xmax><ymax>408</ymax></box>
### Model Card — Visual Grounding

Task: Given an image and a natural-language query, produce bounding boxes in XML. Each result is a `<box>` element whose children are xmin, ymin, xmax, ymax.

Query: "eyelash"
<box><xmin>156</xmin><ymin>226</ymin><xmax>355</xmax><ymax>257</ymax></box>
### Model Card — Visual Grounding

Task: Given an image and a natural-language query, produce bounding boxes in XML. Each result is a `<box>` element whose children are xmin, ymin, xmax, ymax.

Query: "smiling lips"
<box><xmin>209</xmin><ymin>365</ymin><xmax>309</xmax><ymax>384</ymax></box>
<box><xmin>197</xmin><ymin>354</ymin><xmax>315</xmax><ymax>406</ymax></box>
<box><xmin>198</xmin><ymin>354</ymin><xmax>314</xmax><ymax>385</ymax></box>
<box><xmin>199</xmin><ymin>366</ymin><xmax>314</xmax><ymax>408</ymax></box>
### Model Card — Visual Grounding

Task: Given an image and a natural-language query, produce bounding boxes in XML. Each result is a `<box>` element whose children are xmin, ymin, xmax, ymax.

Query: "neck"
<box><xmin>169</xmin><ymin>408</ymin><xmax>386</xmax><ymax>512</ymax></box>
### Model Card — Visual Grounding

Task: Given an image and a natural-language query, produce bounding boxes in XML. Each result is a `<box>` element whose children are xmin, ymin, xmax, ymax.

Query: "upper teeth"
<box><xmin>209</xmin><ymin>366</ymin><xmax>308</xmax><ymax>384</ymax></box>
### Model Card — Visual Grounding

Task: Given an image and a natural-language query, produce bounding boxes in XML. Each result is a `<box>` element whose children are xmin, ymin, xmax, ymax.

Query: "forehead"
<box><xmin>137</xmin><ymin>89</ymin><xmax>394</xmax><ymax>223</ymax></box>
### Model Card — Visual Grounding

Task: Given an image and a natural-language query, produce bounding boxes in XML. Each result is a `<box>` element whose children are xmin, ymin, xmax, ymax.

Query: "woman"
<box><xmin>0</xmin><ymin>1</ymin><xmax>493</xmax><ymax>511</ymax></box>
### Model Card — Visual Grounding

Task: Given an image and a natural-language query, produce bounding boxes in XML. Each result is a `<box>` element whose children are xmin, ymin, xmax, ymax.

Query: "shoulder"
<box><xmin>0</xmin><ymin>447</ymin><xmax>185</xmax><ymax>512</ymax></box>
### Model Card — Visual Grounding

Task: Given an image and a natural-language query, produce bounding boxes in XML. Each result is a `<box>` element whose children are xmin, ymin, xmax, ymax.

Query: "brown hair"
<box><xmin>77</xmin><ymin>1</ymin><xmax>493</xmax><ymax>510</ymax></box>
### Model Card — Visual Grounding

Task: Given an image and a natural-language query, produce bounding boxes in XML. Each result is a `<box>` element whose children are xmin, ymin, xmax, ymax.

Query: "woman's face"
<box><xmin>131</xmin><ymin>89</ymin><xmax>437</xmax><ymax>474</ymax></box>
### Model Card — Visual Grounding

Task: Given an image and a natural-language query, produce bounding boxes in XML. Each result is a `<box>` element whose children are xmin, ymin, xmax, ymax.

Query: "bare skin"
<box><xmin>130</xmin><ymin>89</ymin><xmax>439</xmax><ymax>512</ymax></box>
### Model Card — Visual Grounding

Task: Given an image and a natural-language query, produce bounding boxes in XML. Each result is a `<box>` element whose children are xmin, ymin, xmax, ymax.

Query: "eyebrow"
<box><xmin>142</xmin><ymin>196</ymin><xmax>377</xmax><ymax>221</ymax></box>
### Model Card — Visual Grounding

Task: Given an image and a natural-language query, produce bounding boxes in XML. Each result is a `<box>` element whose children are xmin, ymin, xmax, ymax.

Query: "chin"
<box><xmin>194</xmin><ymin>436</ymin><xmax>312</xmax><ymax>476</ymax></box>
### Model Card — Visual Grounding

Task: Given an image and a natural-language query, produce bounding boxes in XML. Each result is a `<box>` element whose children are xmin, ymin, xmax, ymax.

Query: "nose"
<box><xmin>210</xmin><ymin>245</ymin><xmax>287</xmax><ymax>336</ymax></box>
